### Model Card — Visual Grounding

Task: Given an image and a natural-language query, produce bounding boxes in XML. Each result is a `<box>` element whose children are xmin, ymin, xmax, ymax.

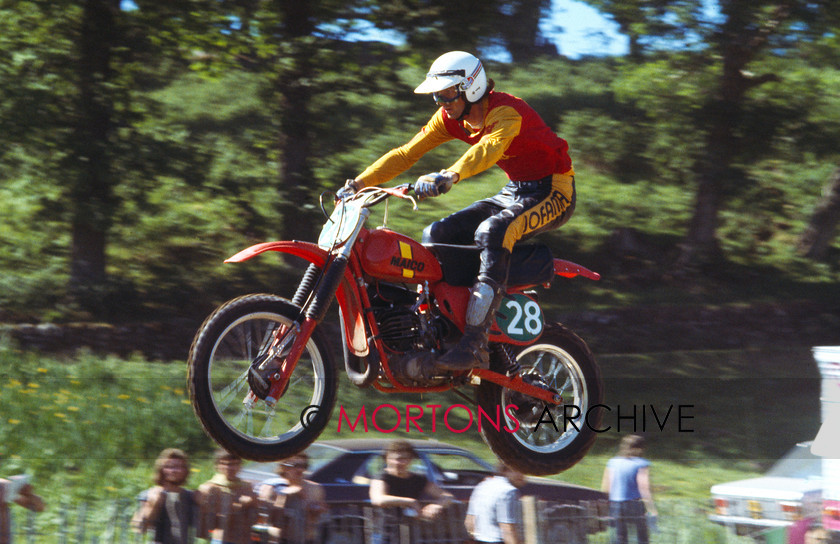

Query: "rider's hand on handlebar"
<box><xmin>335</xmin><ymin>179</ymin><xmax>359</xmax><ymax>201</ymax></box>
<box><xmin>415</xmin><ymin>171</ymin><xmax>457</xmax><ymax>199</ymax></box>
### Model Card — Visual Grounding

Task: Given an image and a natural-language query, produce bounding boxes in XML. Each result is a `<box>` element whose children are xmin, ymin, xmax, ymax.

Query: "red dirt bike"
<box><xmin>188</xmin><ymin>184</ymin><xmax>603</xmax><ymax>475</ymax></box>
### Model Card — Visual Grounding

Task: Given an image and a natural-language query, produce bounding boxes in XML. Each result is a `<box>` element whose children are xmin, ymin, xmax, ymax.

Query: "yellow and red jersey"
<box><xmin>356</xmin><ymin>90</ymin><xmax>573</xmax><ymax>187</ymax></box>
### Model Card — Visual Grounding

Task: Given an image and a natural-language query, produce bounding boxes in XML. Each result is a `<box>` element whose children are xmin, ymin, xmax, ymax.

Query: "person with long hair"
<box><xmin>1</xmin><ymin>453</ymin><xmax>44</xmax><ymax>544</ymax></box>
<box><xmin>132</xmin><ymin>448</ymin><xmax>196</xmax><ymax>544</ymax></box>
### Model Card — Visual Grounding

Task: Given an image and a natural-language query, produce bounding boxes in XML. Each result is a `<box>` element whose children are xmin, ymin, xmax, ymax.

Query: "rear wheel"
<box><xmin>188</xmin><ymin>294</ymin><xmax>337</xmax><ymax>460</ymax></box>
<box><xmin>477</xmin><ymin>323</ymin><xmax>603</xmax><ymax>475</ymax></box>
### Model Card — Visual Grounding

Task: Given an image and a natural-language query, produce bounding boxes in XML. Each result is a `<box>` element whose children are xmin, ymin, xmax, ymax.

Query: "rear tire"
<box><xmin>478</xmin><ymin>323</ymin><xmax>603</xmax><ymax>475</ymax></box>
<box><xmin>188</xmin><ymin>294</ymin><xmax>337</xmax><ymax>460</ymax></box>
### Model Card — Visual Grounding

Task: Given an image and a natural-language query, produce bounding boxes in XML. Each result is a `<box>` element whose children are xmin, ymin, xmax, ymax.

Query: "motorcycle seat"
<box><xmin>423</xmin><ymin>243</ymin><xmax>555</xmax><ymax>287</ymax></box>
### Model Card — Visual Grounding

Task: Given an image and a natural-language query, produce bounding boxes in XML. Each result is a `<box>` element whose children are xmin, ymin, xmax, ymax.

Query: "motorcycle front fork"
<box><xmin>247</xmin><ymin>256</ymin><xmax>348</xmax><ymax>408</ymax></box>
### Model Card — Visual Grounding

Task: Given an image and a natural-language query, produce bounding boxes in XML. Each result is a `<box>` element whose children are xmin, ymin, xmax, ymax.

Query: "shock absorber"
<box><xmin>494</xmin><ymin>343</ymin><xmax>521</xmax><ymax>376</ymax></box>
<box><xmin>292</xmin><ymin>263</ymin><xmax>320</xmax><ymax>309</ymax></box>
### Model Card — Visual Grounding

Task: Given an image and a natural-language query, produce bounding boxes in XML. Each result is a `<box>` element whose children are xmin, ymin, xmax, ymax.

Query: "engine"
<box><xmin>374</xmin><ymin>306</ymin><xmax>422</xmax><ymax>353</ymax></box>
<box><xmin>367</xmin><ymin>282</ymin><xmax>451</xmax><ymax>387</ymax></box>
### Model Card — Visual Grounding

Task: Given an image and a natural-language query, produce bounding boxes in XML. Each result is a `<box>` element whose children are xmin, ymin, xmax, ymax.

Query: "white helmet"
<box><xmin>414</xmin><ymin>51</ymin><xmax>488</xmax><ymax>104</ymax></box>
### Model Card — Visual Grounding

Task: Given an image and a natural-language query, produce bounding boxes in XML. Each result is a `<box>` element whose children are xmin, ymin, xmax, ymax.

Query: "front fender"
<box><xmin>226</xmin><ymin>241</ymin><xmax>369</xmax><ymax>356</ymax></box>
<box><xmin>226</xmin><ymin>241</ymin><xmax>329</xmax><ymax>267</ymax></box>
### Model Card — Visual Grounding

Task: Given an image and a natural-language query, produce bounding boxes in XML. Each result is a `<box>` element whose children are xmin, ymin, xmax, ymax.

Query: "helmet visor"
<box><xmin>414</xmin><ymin>69</ymin><xmax>465</xmax><ymax>94</ymax></box>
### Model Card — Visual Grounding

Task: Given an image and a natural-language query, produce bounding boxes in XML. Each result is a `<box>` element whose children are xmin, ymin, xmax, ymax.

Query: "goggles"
<box><xmin>432</xmin><ymin>88</ymin><xmax>461</xmax><ymax>105</ymax></box>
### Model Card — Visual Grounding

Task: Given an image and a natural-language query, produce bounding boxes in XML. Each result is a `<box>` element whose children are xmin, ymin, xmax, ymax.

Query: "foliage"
<box><xmin>0</xmin><ymin>341</ymin><xmax>213</xmax><ymax>501</ymax></box>
<box><xmin>0</xmin><ymin>2</ymin><xmax>839</xmax><ymax>321</ymax></box>
<box><xmin>0</xmin><ymin>339</ymin><xmax>818</xmax><ymax>507</ymax></box>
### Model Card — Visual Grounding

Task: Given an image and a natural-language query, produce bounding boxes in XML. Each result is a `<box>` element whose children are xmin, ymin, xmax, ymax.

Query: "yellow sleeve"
<box><xmin>356</xmin><ymin>110</ymin><xmax>453</xmax><ymax>188</ymax></box>
<box><xmin>449</xmin><ymin>105</ymin><xmax>522</xmax><ymax>181</ymax></box>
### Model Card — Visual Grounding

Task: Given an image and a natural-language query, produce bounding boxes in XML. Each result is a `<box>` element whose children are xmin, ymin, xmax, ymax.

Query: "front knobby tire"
<box><xmin>478</xmin><ymin>323</ymin><xmax>604</xmax><ymax>475</ymax></box>
<box><xmin>187</xmin><ymin>294</ymin><xmax>337</xmax><ymax>460</ymax></box>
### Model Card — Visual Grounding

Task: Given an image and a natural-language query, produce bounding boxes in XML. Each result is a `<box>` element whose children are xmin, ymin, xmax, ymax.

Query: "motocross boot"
<box><xmin>435</xmin><ymin>281</ymin><xmax>504</xmax><ymax>371</ymax></box>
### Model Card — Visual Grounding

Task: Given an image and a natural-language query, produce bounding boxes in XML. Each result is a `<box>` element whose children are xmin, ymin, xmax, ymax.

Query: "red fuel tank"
<box><xmin>359</xmin><ymin>229</ymin><xmax>443</xmax><ymax>283</ymax></box>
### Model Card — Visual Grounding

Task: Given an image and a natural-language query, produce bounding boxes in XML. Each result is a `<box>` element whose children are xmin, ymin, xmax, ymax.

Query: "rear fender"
<box><xmin>226</xmin><ymin>241</ymin><xmax>369</xmax><ymax>356</ymax></box>
<box><xmin>553</xmin><ymin>259</ymin><xmax>601</xmax><ymax>281</ymax></box>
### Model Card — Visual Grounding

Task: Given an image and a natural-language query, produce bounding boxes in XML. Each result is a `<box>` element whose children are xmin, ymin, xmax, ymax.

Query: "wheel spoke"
<box><xmin>206</xmin><ymin>310</ymin><xmax>326</xmax><ymax>444</ymax></box>
<box><xmin>259</xmin><ymin>410</ymin><xmax>278</xmax><ymax>437</ymax></box>
<box><xmin>215</xmin><ymin>371</ymin><xmax>249</xmax><ymax>412</ymax></box>
<box><xmin>189</xmin><ymin>295</ymin><xmax>337</xmax><ymax>459</ymax></box>
<box><xmin>510</xmin><ymin>343</ymin><xmax>587</xmax><ymax>452</ymax></box>
<box><xmin>477</xmin><ymin>326</ymin><xmax>600</xmax><ymax>474</ymax></box>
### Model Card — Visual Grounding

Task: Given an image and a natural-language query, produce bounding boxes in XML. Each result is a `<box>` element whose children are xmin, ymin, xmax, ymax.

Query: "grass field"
<box><xmin>0</xmin><ymin>335</ymin><xmax>823</xmax><ymax>508</ymax></box>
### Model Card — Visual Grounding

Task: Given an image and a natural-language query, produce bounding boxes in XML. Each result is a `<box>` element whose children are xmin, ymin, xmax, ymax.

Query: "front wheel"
<box><xmin>478</xmin><ymin>323</ymin><xmax>603</xmax><ymax>475</ymax></box>
<box><xmin>188</xmin><ymin>294</ymin><xmax>337</xmax><ymax>460</ymax></box>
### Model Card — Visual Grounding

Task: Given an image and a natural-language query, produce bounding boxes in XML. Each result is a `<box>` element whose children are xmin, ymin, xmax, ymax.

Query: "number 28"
<box><xmin>505</xmin><ymin>299</ymin><xmax>543</xmax><ymax>336</ymax></box>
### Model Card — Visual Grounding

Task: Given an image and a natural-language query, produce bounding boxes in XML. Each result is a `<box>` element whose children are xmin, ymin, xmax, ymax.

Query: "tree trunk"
<box><xmin>677</xmin><ymin>99</ymin><xmax>738</xmax><ymax>269</ymax></box>
<box><xmin>676</xmin><ymin>0</ymin><xmax>752</xmax><ymax>271</ymax></box>
<box><xmin>503</xmin><ymin>0</ymin><xmax>552</xmax><ymax>62</ymax></box>
<box><xmin>677</xmin><ymin>0</ymin><xmax>793</xmax><ymax>272</ymax></box>
<box><xmin>798</xmin><ymin>166</ymin><xmax>840</xmax><ymax>260</ymax></box>
<box><xmin>68</xmin><ymin>0</ymin><xmax>119</xmax><ymax>311</ymax></box>
<box><xmin>276</xmin><ymin>3</ymin><xmax>317</xmax><ymax>242</ymax></box>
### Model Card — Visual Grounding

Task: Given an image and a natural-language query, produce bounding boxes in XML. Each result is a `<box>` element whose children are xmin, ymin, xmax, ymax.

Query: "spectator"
<box><xmin>131</xmin><ymin>448</ymin><xmax>196</xmax><ymax>544</ymax></box>
<box><xmin>601</xmin><ymin>434</ymin><xmax>657</xmax><ymax>544</ymax></box>
<box><xmin>1</xmin><ymin>456</ymin><xmax>45</xmax><ymax>544</ymax></box>
<box><xmin>196</xmin><ymin>449</ymin><xmax>257</xmax><ymax>544</ymax></box>
<box><xmin>464</xmin><ymin>461</ymin><xmax>525</xmax><ymax>544</ymax></box>
<box><xmin>257</xmin><ymin>452</ymin><xmax>327</xmax><ymax>544</ymax></box>
<box><xmin>369</xmin><ymin>440</ymin><xmax>453</xmax><ymax>544</ymax></box>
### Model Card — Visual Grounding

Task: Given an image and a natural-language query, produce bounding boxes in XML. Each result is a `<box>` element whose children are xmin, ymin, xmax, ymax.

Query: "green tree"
<box><xmin>679</xmin><ymin>1</ymin><xmax>840</xmax><ymax>268</ymax></box>
<box><xmin>500</xmin><ymin>0</ymin><xmax>555</xmax><ymax>61</ymax></box>
<box><xmin>66</xmin><ymin>0</ymin><xmax>121</xmax><ymax>307</ymax></box>
<box><xmin>0</xmin><ymin>1</ymin><xmax>121</xmax><ymax>314</ymax></box>
<box><xmin>798</xmin><ymin>166</ymin><xmax>840</xmax><ymax>260</ymax></box>
<box><xmin>0</xmin><ymin>1</ymin><xmax>215</xmax><ymax>316</ymax></box>
<box><xmin>172</xmin><ymin>0</ymin><xmax>432</xmax><ymax>242</ymax></box>
<box><xmin>583</xmin><ymin>0</ymin><xmax>704</xmax><ymax>59</ymax></box>
<box><xmin>367</xmin><ymin>0</ymin><xmax>557</xmax><ymax>60</ymax></box>
<box><xmin>582</xmin><ymin>0</ymin><xmax>840</xmax><ymax>269</ymax></box>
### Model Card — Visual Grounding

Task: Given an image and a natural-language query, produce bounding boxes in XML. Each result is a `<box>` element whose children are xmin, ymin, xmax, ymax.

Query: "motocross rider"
<box><xmin>337</xmin><ymin>51</ymin><xmax>576</xmax><ymax>372</ymax></box>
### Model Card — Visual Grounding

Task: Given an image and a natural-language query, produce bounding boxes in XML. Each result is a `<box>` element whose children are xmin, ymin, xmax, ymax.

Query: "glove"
<box><xmin>415</xmin><ymin>171</ymin><xmax>457</xmax><ymax>199</ymax></box>
<box><xmin>335</xmin><ymin>179</ymin><xmax>359</xmax><ymax>201</ymax></box>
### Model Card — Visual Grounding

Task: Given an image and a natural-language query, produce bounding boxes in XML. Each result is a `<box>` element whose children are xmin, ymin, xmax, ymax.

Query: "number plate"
<box><xmin>318</xmin><ymin>199</ymin><xmax>365</xmax><ymax>250</ymax></box>
<box><xmin>747</xmin><ymin>500</ymin><xmax>763</xmax><ymax>519</ymax></box>
<box><xmin>494</xmin><ymin>293</ymin><xmax>544</xmax><ymax>343</ymax></box>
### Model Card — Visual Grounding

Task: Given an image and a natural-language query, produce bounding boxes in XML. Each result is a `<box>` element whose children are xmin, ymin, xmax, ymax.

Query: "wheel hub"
<box><xmin>508</xmin><ymin>371</ymin><xmax>559</xmax><ymax>426</ymax></box>
<box><xmin>247</xmin><ymin>353</ymin><xmax>285</xmax><ymax>400</ymax></box>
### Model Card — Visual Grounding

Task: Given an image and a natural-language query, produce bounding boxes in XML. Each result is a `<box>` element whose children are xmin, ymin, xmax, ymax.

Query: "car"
<box><xmin>709</xmin><ymin>442</ymin><xmax>823</xmax><ymax>537</ymax></box>
<box><xmin>241</xmin><ymin>438</ymin><xmax>606</xmax><ymax>544</ymax></box>
<box><xmin>240</xmin><ymin>437</ymin><xmax>605</xmax><ymax>503</ymax></box>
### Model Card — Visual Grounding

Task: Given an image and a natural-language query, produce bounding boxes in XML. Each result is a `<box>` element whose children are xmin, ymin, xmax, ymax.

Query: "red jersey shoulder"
<box><xmin>487</xmin><ymin>91</ymin><xmax>535</xmax><ymax>117</ymax></box>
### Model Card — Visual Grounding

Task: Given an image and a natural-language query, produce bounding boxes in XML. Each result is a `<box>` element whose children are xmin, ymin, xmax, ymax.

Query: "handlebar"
<box><xmin>322</xmin><ymin>183</ymin><xmax>418</xmax><ymax>219</ymax></box>
<box><xmin>348</xmin><ymin>183</ymin><xmax>418</xmax><ymax>207</ymax></box>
